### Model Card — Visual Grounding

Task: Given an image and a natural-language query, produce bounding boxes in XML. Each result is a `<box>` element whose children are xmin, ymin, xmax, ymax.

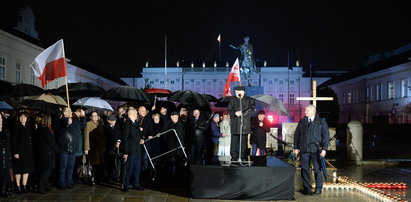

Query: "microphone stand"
<box><xmin>230</xmin><ymin>93</ymin><xmax>252</xmax><ymax>166</ymax></box>
<box><xmin>238</xmin><ymin>94</ymin><xmax>243</xmax><ymax>164</ymax></box>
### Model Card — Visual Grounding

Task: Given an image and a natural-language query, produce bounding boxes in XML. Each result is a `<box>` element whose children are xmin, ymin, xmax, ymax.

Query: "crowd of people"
<box><xmin>0</xmin><ymin>99</ymin><xmax>273</xmax><ymax>196</ymax></box>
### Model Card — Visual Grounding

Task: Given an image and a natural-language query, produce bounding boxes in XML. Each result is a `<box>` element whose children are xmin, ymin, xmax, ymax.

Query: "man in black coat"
<box><xmin>164</xmin><ymin>112</ymin><xmax>186</xmax><ymax>160</ymax></box>
<box><xmin>121</xmin><ymin>108</ymin><xmax>144</xmax><ymax>192</ymax></box>
<box><xmin>104</xmin><ymin>115</ymin><xmax>122</xmax><ymax>182</ymax></box>
<box><xmin>189</xmin><ymin>109</ymin><xmax>208</xmax><ymax>165</ymax></box>
<box><xmin>227</xmin><ymin>86</ymin><xmax>255</xmax><ymax>161</ymax></box>
<box><xmin>250</xmin><ymin>110</ymin><xmax>270</xmax><ymax>156</ymax></box>
<box><xmin>294</xmin><ymin>105</ymin><xmax>330</xmax><ymax>195</ymax></box>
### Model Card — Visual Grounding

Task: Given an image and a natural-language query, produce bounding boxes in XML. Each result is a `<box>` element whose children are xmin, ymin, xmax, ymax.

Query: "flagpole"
<box><xmin>287</xmin><ymin>51</ymin><xmax>290</xmax><ymax>116</ymax></box>
<box><xmin>218</xmin><ymin>34</ymin><xmax>221</xmax><ymax>61</ymax></box>
<box><xmin>61</xmin><ymin>40</ymin><xmax>71</xmax><ymax>112</ymax></box>
<box><xmin>165</xmin><ymin>35</ymin><xmax>167</xmax><ymax>89</ymax></box>
<box><xmin>65</xmin><ymin>75</ymin><xmax>71</xmax><ymax>111</ymax></box>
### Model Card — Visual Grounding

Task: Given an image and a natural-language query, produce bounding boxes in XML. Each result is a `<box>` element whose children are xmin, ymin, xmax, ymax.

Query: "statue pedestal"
<box><xmin>230</xmin><ymin>84</ymin><xmax>263</xmax><ymax>97</ymax></box>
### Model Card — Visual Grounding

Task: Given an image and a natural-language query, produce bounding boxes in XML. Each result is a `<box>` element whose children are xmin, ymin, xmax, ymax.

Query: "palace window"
<box><xmin>289</xmin><ymin>94</ymin><xmax>295</xmax><ymax>104</ymax></box>
<box><xmin>366</xmin><ymin>86</ymin><xmax>372</xmax><ymax>102</ymax></box>
<box><xmin>388</xmin><ymin>81</ymin><xmax>395</xmax><ymax>99</ymax></box>
<box><xmin>376</xmin><ymin>83</ymin><xmax>382</xmax><ymax>101</ymax></box>
<box><xmin>0</xmin><ymin>56</ymin><xmax>6</xmax><ymax>80</ymax></box>
<box><xmin>15</xmin><ymin>63</ymin><xmax>21</xmax><ymax>83</ymax></box>
<box><xmin>278</xmin><ymin>94</ymin><xmax>284</xmax><ymax>102</ymax></box>
<box><xmin>401</xmin><ymin>79</ymin><xmax>408</xmax><ymax>98</ymax></box>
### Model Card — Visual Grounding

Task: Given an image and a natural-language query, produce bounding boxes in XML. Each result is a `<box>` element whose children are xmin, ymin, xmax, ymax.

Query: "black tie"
<box><xmin>308</xmin><ymin>118</ymin><xmax>312</xmax><ymax>125</ymax></box>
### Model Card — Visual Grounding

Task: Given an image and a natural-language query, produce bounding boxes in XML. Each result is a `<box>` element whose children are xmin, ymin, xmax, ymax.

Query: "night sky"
<box><xmin>7</xmin><ymin>1</ymin><xmax>411</xmax><ymax>77</ymax></box>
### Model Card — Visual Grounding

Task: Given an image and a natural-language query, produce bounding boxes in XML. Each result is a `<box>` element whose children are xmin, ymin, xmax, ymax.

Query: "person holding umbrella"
<box><xmin>294</xmin><ymin>105</ymin><xmax>330</xmax><ymax>195</ymax></box>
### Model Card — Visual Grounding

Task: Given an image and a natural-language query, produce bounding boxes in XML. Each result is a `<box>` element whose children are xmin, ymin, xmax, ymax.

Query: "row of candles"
<box><xmin>320</xmin><ymin>176</ymin><xmax>409</xmax><ymax>202</ymax></box>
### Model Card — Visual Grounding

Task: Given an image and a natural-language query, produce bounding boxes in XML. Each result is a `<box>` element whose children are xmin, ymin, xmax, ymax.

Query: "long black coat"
<box><xmin>11</xmin><ymin>122</ymin><xmax>35</xmax><ymax>174</ymax></box>
<box><xmin>227</xmin><ymin>96</ymin><xmax>255</xmax><ymax>134</ymax></box>
<box><xmin>251</xmin><ymin>117</ymin><xmax>270</xmax><ymax>149</ymax></box>
<box><xmin>164</xmin><ymin>119</ymin><xmax>185</xmax><ymax>150</ymax></box>
<box><xmin>104</xmin><ymin>123</ymin><xmax>122</xmax><ymax>153</ymax></box>
<box><xmin>122</xmin><ymin>119</ymin><xmax>143</xmax><ymax>156</ymax></box>
<box><xmin>0</xmin><ymin>129</ymin><xmax>12</xmax><ymax>171</ymax></box>
<box><xmin>294</xmin><ymin>115</ymin><xmax>330</xmax><ymax>153</ymax></box>
<box><xmin>35</xmin><ymin>125</ymin><xmax>60</xmax><ymax>171</ymax></box>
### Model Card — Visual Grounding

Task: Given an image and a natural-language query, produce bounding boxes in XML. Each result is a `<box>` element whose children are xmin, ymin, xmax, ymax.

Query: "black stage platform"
<box><xmin>190</xmin><ymin>156</ymin><xmax>295</xmax><ymax>201</ymax></box>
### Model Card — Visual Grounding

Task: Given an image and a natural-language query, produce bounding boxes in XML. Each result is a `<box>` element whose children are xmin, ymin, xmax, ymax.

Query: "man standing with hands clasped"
<box><xmin>294</xmin><ymin>105</ymin><xmax>329</xmax><ymax>195</ymax></box>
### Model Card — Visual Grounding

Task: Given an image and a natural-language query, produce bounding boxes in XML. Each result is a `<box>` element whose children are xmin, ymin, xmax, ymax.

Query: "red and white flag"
<box><xmin>217</xmin><ymin>34</ymin><xmax>221</xmax><ymax>43</ymax></box>
<box><xmin>30</xmin><ymin>39</ymin><xmax>67</xmax><ymax>88</ymax></box>
<box><xmin>223</xmin><ymin>58</ymin><xmax>241</xmax><ymax>96</ymax></box>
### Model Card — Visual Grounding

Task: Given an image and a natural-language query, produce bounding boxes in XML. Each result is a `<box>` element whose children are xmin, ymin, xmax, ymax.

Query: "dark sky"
<box><xmin>10</xmin><ymin>1</ymin><xmax>411</xmax><ymax>77</ymax></box>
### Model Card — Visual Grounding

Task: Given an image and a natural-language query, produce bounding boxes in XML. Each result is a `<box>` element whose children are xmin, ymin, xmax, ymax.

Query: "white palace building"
<box><xmin>122</xmin><ymin>65</ymin><xmax>333</xmax><ymax>123</ymax></box>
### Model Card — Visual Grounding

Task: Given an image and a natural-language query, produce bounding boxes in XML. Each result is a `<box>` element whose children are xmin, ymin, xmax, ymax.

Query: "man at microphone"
<box><xmin>227</xmin><ymin>86</ymin><xmax>255</xmax><ymax>161</ymax></box>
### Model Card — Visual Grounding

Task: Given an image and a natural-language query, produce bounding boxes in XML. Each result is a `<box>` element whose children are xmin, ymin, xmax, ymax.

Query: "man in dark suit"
<box><xmin>190</xmin><ymin>109</ymin><xmax>208</xmax><ymax>165</ymax></box>
<box><xmin>228</xmin><ymin>86</ymin><xmax>255</xmax><ymax>161</ymax></box>
<box><xmin>121</xmin><ymin>109</ymin><xmax>144</xmax><ymax>192</ymax></box>
<box><xmin>294</xmin><ymin>105</ymin><xmax>330</xmax><ymax>195</ymax></box>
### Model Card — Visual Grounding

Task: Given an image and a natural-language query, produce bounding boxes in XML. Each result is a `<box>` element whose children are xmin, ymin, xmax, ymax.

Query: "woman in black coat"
<box><xmin>0</xmin><ymin>115</ymin><xmax>12</xmax><ymax>197</ymax></box>
<box><xmin>11</xmin><ymin>112</ymin><xmax>35</xmax><ymax>194</ymax></box>
<box><xmin>34</xmin><ymin>114</ymin><xmax>59</xmax><ymax>194</ymax></box>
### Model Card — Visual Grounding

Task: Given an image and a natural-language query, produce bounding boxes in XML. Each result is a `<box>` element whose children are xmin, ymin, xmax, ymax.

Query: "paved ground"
<box><xmin>1</xmin><ymin>162</ymin><xmax>409</xmax><ymax>201</ymax></box>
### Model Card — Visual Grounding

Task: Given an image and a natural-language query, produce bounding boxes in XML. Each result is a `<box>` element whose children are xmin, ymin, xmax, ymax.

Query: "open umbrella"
<box><xmin>21</xmin><ymin>93</ymin><xmax>67</xmax><ymax>112</ymax></box>
<box><xmin>73</xmin><ymin>97</ymin><xmax>114</xmax><ymax>111</ymax></box>
<box><xmin>144</xmin><ymin>88</ymin><xmax>173</xmax><ymax>106</ymax></box>
<box><xmin>214</xmin><ymin>96</ymin><xmax>233</xmax><ymax>108</ymax></box>
<box><xmin>102</xmin><ymin>86</ymin><xmax>150</xmax><ymax>102</ymax></box>
<box><xmin>250</xmin><ymin>94</ymin><xmax>288</xmax><ymax>115</ymax></box>
<box><xmin>144</xmin><ymin>88</ymin><xmax>172</xmax><ymax>97</ymax></box>
<box><xmin>50</xmin><ymin>82</ymin><xmax>106</xmax><ymax>98</ymax></box>
<box><xmin>0</xmin><ymin>80</ymin><xmax>13</xmax><ymax>98</ymax></box>
<box><xmin>168</xmin><ymin>90</ymin><xmax>209</xmax><ymax>107</ymax></box>
<box><xmin>0</xmin><ymin>101</ymin><xmax>13</xmax><ymax>110</ymax></box>
<box><xmin>202</xmin><ymin>94</ymin><xmax>218</xmax><ymax>102</ymax></box>
<box><xmin>10</xmin><ymin>83</ymin><xmax>45</xmax><ymax>97</ymax></box>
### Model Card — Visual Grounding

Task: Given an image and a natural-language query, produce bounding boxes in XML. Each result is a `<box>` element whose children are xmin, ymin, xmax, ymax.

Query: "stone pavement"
<box><xmin>1</xmin><ymin>162</ymin><xmax>409</xmax><ymax>201</ymax></box>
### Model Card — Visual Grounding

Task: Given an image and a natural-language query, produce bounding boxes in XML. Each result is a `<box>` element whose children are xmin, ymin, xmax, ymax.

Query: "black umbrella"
<box><xmin>19</xmin><ymin>100</ymin><xmax>62</xmax><ymax>113</ymax></box>
<box><xmin>50</xmin><ymin>82</ymin><xmax>106</xmax><ymax>98</ymax></box>
<box><xmin>154</xmin><ymin>100</ymin><xmax>177</xmax><ymax>112</ymax></box>
<box><xmin>319</xmin><ymin>155</ymin><xmax>327</xmax><ymax>181</ymax></box>
<box><xmin>0</xmin><ymin>80</ymin><xmax>13</xmax><ymax>98</ymax></box>
<box><xmin>250</xmin><ymin>94</ymin><xmax>289</xmax><ymax>115</ymax></box>
<box><xmin>10</xmin><ymin>83</ymin><xmax>45</xmax><ymax>97</ymax></box>
<box><xmin>202</xmin><ymin>94</ymin><xmax>218</xmax><ymax>102</ymax></box>
<box><xmin>168</xmin><ymin>90</ymin><xmax>210</xmax><ymax>107</ymax></box>
<box><xmin>214</xmin><ymin>96</ymin><xmax>233</xmax><ymax>108</ymax></box>
<box><xmin>101</xmin><ymin>86</ymin><xmax>150</xmax><ymax>102</ymax></box>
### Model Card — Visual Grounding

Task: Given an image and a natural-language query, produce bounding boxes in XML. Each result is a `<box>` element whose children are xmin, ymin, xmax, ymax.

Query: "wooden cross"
<box><xmin>296</xmin><ymin>80</ymin><xmax>333</xmax><ymax>107</ymax></box>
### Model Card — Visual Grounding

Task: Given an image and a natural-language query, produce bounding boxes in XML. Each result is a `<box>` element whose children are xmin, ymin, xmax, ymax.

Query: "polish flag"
<box><xmin>223</xmin><ymin>58</ymin><xmax>241</xmax><ymax>96</ymax></box>
<box><xmin>30</xmin><ymin>39</ymin><xmax>67</xmax><ymax>88</ymax></box>
<box><xmin>217</xmin><ymin>34</ymin><xmax>221</xmax><ymax>43</ymax></box>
